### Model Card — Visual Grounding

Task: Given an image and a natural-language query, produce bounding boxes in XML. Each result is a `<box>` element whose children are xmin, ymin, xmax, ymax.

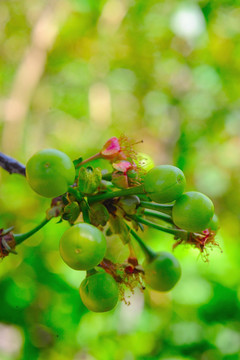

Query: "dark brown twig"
<box><xmin>0</xmin><ymin>152</ymin><xmax>26</xmax><ymax>176</ymax></box>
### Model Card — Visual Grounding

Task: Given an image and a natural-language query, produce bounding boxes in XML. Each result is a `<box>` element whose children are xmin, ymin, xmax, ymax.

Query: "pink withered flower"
<box><xmin>100</xmin><ymin>135</ymin><xmax>137</xmax><ymax>162</ymax></box>
<box><xmin>111</xmin><ymin>160</ymin><xmax>135</xmax><ymax>188</ymax></box>
<box><xmin>112</xmin><ymin>160</ymin><xmax>133</xmax><ymax>174</ymax></box>
<box><xmin>101</xmin><ymin>137</ymin><xmax>123</xmax><ymax>161</ymax></box>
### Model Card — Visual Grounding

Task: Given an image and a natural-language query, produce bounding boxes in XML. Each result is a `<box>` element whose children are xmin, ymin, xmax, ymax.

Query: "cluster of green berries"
<box><xmin>17</xmin><ymin>138</ymin><xmax>219</xmax><ymax>312</ymax></box>
<box><xmin>143</xmin><ymin>166</ymin><xmax>215</xmax><ymax>233</ymax></box>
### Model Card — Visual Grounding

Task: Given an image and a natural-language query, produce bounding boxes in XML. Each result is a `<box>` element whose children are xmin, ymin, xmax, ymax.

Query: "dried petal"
<box><xmin>101</xmin><ymin>137</ymin><xmax>121</xmax><ymax>160</ymax></box>
<box><xmin>112</xmin><ymin>161</ymin><xmax>132</xmax><ymax>174</ymax></box>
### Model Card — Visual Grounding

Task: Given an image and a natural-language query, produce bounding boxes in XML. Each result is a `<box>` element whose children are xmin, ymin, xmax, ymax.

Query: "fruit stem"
<box><xmin>102</xmin><ymin>172</ymin><xmax>113</xmax><ymax>181</ymax></box>
<box><xmin>132</xmin><ymin>215</ymin><xmax>189</xmax><ymax>241</ymax></box>
<box><xmin>14</xmin><ymin>218</ymin><xmax>50</xmax><ymax>245</ymax></box>
<box><xmin>139</xmin><ymin>201</ymin><xmax>173</xmax><ymax>215</ymax></box>
<box><xmin>75</xmin><ymin>153</ymin><xmax>101</xmax><ymax>168</ymax></box>
<box><xmin>86</xmin><ymin>268</ymin><xmax>98</xmax><ymax>277</ymax></box>
<box><xmin>88</xmin><ymin>185</ymin><xmax>145</xmax><ymax>204</ymax></box>
<box><xmin>143</xmin><ymin>209</ymin><xmax>174</xmax><ymax>224</ymax></box>
<box><xmin>128</xmin><ymin>241</ymin><xmax>136</xmax><ymax>258</ymax></box>
<box><xmin>125</xmin><ymin>224</ymin><xmax>156</xmax><ymax>262</ymax></box>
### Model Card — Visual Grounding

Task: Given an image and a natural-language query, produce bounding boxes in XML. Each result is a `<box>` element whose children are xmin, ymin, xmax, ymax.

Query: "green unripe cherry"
<box><xmin>207</xmin><ymin>214</ymin><xmax>220</xmax><ymax>232</ymax></box>
<box><xmin>143</xmin><ymin>165</ymin><xmax>186</xmax><ymax>203</ymax></box>
<box><xmin>144</xmin><ymin>252</ymin><xmax>181</xmax><ymax>292</ymax></box>
<box><xmin>172</xmin><ymin>191</ymin><xmax>214</xmax><ymax>233</ymax></box>
<box><xmin>59</xmin><ymin>223</ymin><xmax>107</xmax><ymax>270</ymax></box>
<box><xmin>79</xmin><ymin>272</ymin><xmax>119</xmax><ymax>312</ymax></box>
<box><xmin>26</xmin><ymin>149</ymin><xmax>75</xmax><ymax>198</ymax></box>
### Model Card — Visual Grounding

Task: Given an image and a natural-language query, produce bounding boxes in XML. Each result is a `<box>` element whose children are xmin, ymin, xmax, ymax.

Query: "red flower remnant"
<box><xmin>101</xmin><ymin>135</ymin><xmax>138</xmax><ymax>162</ymax></box>
<box><xmin>173</xmin><ymin>228</ymin><xmax>221</xmax><ymax>262</ymax></box>
<box><xmin>111</xmin><ymin>161</ymin><xmax>135</xmax><ymax>188</ymax></box>
<box><xmin>125</xmin><ymin>266</ymin><xmax>134</xmax><ymax>274</ymax></box>
<box><xmin>99</xmin><ymin>258</ymin><xmax>145</xmax><ymax>304</ymax></box>
<box><xmin>112</xmin><ymin>161</ymin><xmax>133</xmax><ymax>174</ymax></box>
<box><xmin>101</xmin><ymin>137</ymin><xmax>121</xmax><ymax>160</ymax></box>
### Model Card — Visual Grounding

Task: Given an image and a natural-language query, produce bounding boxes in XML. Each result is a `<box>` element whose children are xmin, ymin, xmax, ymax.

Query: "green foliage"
<box><xmin>89</xmin><ymin>203</ymin><xmax>109</xmax><ymax>227</ymax></box>
<box><xmin>78</xmin><ymin>166</ymin><xmax>102</xmax><ymax>195</ymax></box>
<box><xmin>61</xmin><ymin>201</ymin><xmax>81</xmax><ymax>224</ymax></box>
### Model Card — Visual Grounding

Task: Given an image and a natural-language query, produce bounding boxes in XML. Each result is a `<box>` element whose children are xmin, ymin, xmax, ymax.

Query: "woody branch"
<box><xmin>0</xmin><ymin>152</ymin><xmax>26</xmax><ymax>176</ymax></box>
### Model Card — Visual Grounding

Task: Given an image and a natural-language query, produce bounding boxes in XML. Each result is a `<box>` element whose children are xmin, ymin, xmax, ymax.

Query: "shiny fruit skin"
<box><xmin>144</xmin><ymin>252</ymin><xmax>181</xmax><ymax>292</ymax></box>
<box><xmin>79</xmin><ymin>272</ymin><xmax>119</xmax><ymax>312</ymax></box>
<box><xmin>172</xmin><ymin>191</ymin><xmax>214</xmax><ymax>233</ymax></box>
<box><xmin>26</xmin><ymin>149</ymin><xmax>75</xmax><ymax>198</ymax></box>
<box><xmin>143</xmin><ymin>165</ymin><xmax>186</xmax><ymax>203</ymax></box>
<box><xmin>207</xmin><ymin>214</ymin><xmax>219</xmax><ymax>232</ymax></box>
<box><xmin>59</xmin><ymin>223</ymin><xmax>107</xmax><ymax>270</ymax></box>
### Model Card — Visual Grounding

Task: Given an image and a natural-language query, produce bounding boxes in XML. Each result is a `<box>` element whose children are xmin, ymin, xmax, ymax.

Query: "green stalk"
<box><xmin>86</xmin><ymin>268</ymin><xmax>98</xmax><ymax>277</ymax></box>
<box><xmin>14</xmin><ymin>218</ymin><xmax>50</xmax><ymax>245</ymax></box>
<box><xmin>143</xmin><ymin>209</ymin><xmax>174</xmax><ymax>224</ymax></box>
<box><xmin>125</xmin><ymin>225</ymin><xmax>156</xmax><ymax>262</ymax></box>
<box><xmin>102</xmin><ymin>173</ymin><xmax>112</xmax><ymax>181</ymax></box>
<box><xmin>88</xmin><ymin>184</ymin><xmax>145</xmax><ymax>204</ymax></box>
<box><xmin>132</xmin><ymin>215</ymin><xmax>189</xmax><ymax>241</ymax></box>
<box><xmin>140</xmin><ymin>201</ymin><xmax>173</xmax><ymax>215</ymax></box>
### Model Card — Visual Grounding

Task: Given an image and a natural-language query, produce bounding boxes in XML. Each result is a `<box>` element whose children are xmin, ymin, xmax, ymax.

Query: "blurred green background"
<box><xmin>0</xmin><ymin>0</ymin><xmax>240</xmax><ymax>359</ymax></box>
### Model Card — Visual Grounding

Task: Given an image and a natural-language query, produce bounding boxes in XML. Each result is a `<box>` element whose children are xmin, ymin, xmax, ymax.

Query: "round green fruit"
<box><xmin>207</xmin><ymin>214</ymin><xmax>219</xmax><ymax>232</ymax></box>
<box><xmin>172</xmin><ymin>191</ymin><xmax>214</xmax><ymax>233</ymax></box>
<box><xmin>144</xmin><ymin>252</ymin><xmax>181</xmax><ymax>292</ymax></box>
<box><xmin>26</xmin><ymin>149</ymin><xmax>75</xmax><ymax>198</ymax></box>
<box><xmin>135</xmin><ymin>153</ymin><xmax>155</xmax><ymax>172</ymax></box>
<box><xmin>79</xmin><ymin>272</ymin><xmax>119</xmax><ymax>312</ymax></box>
<box><xmin>59</xmin><ymin>223</ymin><xmax>107</xmax><ymax>270</ymax></box>
<box><xmin>143</xmin><ymin>165</ymin><xmax>186</xmax><ymax>203</ymax></box>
